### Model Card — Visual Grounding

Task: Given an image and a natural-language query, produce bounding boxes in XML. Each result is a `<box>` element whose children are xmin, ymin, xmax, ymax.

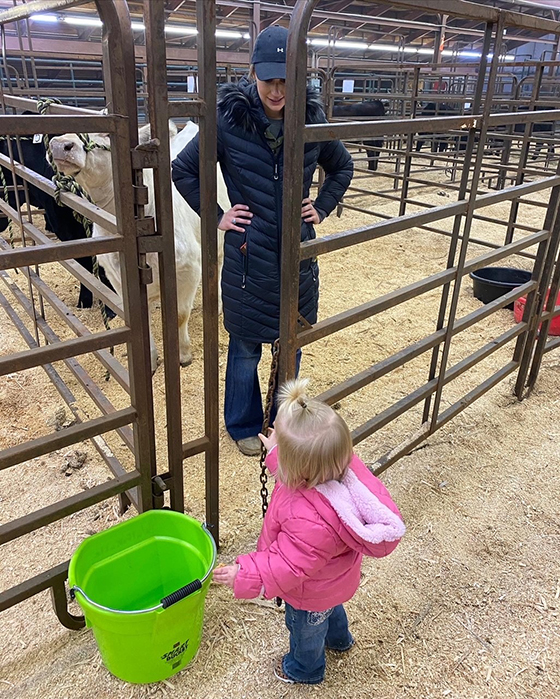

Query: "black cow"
<box><xmin>332</xmin><ymin>99</ymin><xmax>385</xmax><ymax>171</ymax></box>
<box><xmin>0</xmin><ymin>128</ymin><xmax>114</xmax><ymax>310</ymax></box>
<box><xmin>416</xmin><ymin>102</ymin><xmax>468</xmax><ymax>154</ymax></box>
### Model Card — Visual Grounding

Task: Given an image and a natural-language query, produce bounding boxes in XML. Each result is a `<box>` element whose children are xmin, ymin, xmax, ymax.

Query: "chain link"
<box><xmin>259</xmin><ymin>338</ymin><xmax>280</xmax><ymax>518</ymax></box>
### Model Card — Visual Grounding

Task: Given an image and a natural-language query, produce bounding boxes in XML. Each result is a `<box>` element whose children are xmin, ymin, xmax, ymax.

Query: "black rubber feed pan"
<box><xmin>470</xmin><ymin>267</ymin><xmax>532</xmax><ymax>310</ymax></box>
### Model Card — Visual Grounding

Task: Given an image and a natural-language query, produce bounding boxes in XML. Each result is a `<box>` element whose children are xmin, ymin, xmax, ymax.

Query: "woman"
<box><xmin>172</xmin><ymin>25</ymin><xmax>353</xmax><ymax>456</ymax></box>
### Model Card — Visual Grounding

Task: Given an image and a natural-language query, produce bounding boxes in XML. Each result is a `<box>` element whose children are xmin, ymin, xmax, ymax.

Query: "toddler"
<box><xmin>214</xmin><ymin>378</ymin><xmax>405</xmax><ymax>684</ymax></box>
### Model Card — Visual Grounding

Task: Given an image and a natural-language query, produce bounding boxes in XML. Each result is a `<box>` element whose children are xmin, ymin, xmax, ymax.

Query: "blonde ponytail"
<box><xmin>277</xmin><ymin>378</ymin><xmax>310</xmax><ymax>414</ymax></box>
<box><xmin>274</xmin><ymin>378</ymin><xmax>353</xmax><ymax>489</ymax></box>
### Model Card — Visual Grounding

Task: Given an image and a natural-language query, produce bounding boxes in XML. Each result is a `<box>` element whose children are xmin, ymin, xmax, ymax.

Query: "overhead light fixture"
<box><xmin>31</xmin><ymin>13</ymin><xmax>102</xmax><ymax>27</ymax></box>
<box><xmin>31</xmin><ymin>14</ymin><xmax>250</xmax><ymax>41</ymax></box>
<box><xmin>163</xmin><ymin>24</ymin><xmax>198</xmax><ymax>35</ymax></box>
<box><xmin>367</xmin><ymin>43</ymin><xmax>515</xmax><ymax>60</ymax></box>
<box><xmin>29</xmin><ymin>13</ymin><xmax>63</xmax><ymax>23</ymax></box>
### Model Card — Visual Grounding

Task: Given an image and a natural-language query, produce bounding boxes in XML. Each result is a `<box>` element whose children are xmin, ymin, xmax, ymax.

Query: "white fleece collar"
<box><xmin>315</xmin><ymin>468</ymin><xmax>405</xmax><ymax>544</ymax></box>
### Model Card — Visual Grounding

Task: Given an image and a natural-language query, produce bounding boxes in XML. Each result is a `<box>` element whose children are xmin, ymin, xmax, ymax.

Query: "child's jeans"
<box><xmin>282</xmin><ymin>603</ymin><xmax>354</xmax><ymax>684</ymax></box>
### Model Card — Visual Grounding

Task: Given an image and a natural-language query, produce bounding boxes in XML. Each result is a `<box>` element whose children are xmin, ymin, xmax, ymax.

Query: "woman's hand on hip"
<box><xmin>219</xmin><ymin>204</ymin><xmax>253</xmax><ymax>232</ymax></box>
<box><xmin>301</xmin><ymin>197</ymin><xmax>321</xmax><ymax>224</ymax></box>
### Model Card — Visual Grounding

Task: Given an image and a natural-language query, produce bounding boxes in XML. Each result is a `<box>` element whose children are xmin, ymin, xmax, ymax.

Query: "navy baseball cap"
<box><xmin>252</xmin><ymin>25</ymin><xmax>288</xmax><ymax>81</ymax></box>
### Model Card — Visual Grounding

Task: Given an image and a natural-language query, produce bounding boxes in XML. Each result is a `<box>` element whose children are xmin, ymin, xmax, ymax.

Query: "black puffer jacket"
<box><xmin>172</xmin><ymin>79</ymin><xmax>353</xmax><ymax>343</ymax></box>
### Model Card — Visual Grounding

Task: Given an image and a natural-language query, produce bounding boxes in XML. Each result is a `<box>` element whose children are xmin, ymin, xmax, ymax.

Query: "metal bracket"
<box><xmin>50</xmin><ymin>579</ymin><xmax>85</xmax><ymax>631</ymax></box>
<box><xmin>138</xmin><ymin>235</ymin><xmax>163</xmax><ymax>254</ymax></box>
<box><xmin>131</xmin><ymin>145</ymin><xmax>159</xmax><ymax>170</ymax></box>
<box><xmin>136</xmin><ymin>217</ymin><xmax>156</xmax><ymax>237</ymax></box>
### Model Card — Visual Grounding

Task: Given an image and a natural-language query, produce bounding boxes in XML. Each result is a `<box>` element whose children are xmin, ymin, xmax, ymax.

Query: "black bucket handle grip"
<box><xmin>161</xmin><ymin>579</ymin><xmax>202</xmax><ymax>609</ymax></box>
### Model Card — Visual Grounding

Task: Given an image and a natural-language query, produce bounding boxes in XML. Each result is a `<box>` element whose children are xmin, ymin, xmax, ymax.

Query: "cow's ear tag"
<box><xmin>33</xmin><ymin>134</ymin><xmax>42</xmax><ymax>144</ymax></box>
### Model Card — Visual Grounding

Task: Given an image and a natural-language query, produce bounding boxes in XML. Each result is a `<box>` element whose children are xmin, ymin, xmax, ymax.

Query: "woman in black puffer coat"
<box><xmin>172</xmin><ymin>26</ymin><xmax>353</xmax><ymax>456</ymax></box>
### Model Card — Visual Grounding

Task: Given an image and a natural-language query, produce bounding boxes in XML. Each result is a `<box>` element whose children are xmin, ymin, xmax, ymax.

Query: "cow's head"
<box><xmin>48</xmin><ymin>132</ymin><xmax>110</xmax><ymax>178</ymax></box>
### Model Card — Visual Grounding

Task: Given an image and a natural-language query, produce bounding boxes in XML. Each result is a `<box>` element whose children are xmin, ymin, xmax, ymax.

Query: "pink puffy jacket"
<box><xmin>233</xmin><ymin>446</ymin><xmax>405</xmax><ymax>611</ymax></box>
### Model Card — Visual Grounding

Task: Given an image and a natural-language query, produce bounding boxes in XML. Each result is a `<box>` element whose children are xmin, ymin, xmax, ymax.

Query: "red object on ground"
<box><xmin>514</xmin><ymin>289</ymin><xmax>560</xmax><ymax>336</ymax></box>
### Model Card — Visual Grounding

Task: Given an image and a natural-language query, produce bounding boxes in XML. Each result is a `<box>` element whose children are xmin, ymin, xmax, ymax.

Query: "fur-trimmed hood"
<box><xmin>217</xmin><ymin>78</ymin><xmax>325</xmax><ymax>133</ymax></box>
<box><xmin>315</xmin><ymin>467</ymin><xmax>406</xmax><ymax>553</ymax></box>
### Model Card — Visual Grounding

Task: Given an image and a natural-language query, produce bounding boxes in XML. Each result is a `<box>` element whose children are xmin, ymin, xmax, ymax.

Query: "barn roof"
<box><xmin>0</xmin><ymin>0</ymin><xmax>558</xmax><ymax>67</ymax></box>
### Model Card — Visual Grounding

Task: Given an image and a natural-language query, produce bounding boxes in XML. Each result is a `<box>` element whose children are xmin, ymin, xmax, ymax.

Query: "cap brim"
<box><xmin>254</xmin><ymin>62</ymin><xmax>286</xmax><ymax>81</ymax></box>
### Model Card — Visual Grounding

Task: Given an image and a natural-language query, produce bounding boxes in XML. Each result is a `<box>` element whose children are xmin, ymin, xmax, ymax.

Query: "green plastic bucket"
<box><xmin>68</xmin><ymin>510</ymin><xmax>216</xmax><ymax>684</ymax></box>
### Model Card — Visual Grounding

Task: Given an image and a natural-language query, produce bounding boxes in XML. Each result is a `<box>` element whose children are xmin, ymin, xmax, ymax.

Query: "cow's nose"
<box><xmin>63</xmin><ymin>142</ymin><xmax>74</xmax><ymax>152</ymax></box>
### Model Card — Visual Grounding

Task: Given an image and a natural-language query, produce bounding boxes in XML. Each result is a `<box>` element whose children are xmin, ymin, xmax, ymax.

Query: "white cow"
<box><xmin>49</xmin><ymin>121</ymin><xmax>229</xmax><ymax>373</ymax></box>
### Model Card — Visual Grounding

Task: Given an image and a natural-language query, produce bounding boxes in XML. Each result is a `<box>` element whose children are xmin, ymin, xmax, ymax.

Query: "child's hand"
<box><xmin>213</xmin><ymin>564</ymin><xmax>239</xmax><ymax>589</ymax></box>
<box><xmin>258</xmin><ymin>428</ymin><xmax>277</xmax><ymax>452</ymax></box>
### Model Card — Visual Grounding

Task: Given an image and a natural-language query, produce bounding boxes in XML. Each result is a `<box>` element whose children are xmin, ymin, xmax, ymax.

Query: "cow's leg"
<box><xmin>176</xmin><ymin>263</ymin><xmax>201</xmax><ymax>367</ymax></box>
<box><xmin>365</xmin><ymin>140</ymin><xmax>382</xmax><ymax>171</ymax></box>
<box><xmin>75</xmin><ymin>256</ymin><xmax>94</xmax><ymax>308</ymax></box>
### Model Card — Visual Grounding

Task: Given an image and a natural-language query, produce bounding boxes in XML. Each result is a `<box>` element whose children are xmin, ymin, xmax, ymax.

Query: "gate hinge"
<box><xmin>133</xmin><ymin>184</ymin><xmax>149</xmax><ymax>206</ymax></box>
<box><xmin>139</xmin><ymin>264</ymin><xmax>153</xmax><ymax>285</ymax></box>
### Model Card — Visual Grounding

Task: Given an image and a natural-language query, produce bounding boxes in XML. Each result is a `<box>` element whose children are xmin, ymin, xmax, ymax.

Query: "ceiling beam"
<box><xmin>165</xmin><ymin>0</ymin><xmax>187</xmax><ymax>12</ymax></box>
<box><xmin>308</xmin><ymin>0</ymin><xmax>355</xmax><ymax>31</ymax></box>
<box><xmin>2</xmin><ymin>35</ymin><xmax>252</xmax><ymax>66</ymax></box>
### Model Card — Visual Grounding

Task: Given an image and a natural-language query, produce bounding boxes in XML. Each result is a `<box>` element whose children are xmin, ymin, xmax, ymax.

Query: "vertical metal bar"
<box><xmin>398</xmin><ymin>65</ymin><xmax>420</xmax><ymax>217</ymax></box>
<box><xmin>279</xmin><ymin>0</ymin><xmax>319</xmax><ymax>384</ymax></box>
<box><xmin>97</xmin><ymin>0</ymin><xmax>157</xmax><ymax>512</ymax></box>
<box><xmin>428</xmin><ymin>17</ymin><xmax>506</xmax><ymax>430</ymax></box>
<box><xmin>252</xmin><ymin>0</ymin><xmax>261</xmax><ymax>46</ymax></box>
<box><xmin>434</xmin><ymin>14</ymin><xmax>447</xmax><ymax>65</ymax></box>
<box><xmin>504</xmin><ymin>66</ymin><xmax>545</xmax><ymax>246</ymax></box>
<box><xmin>514</xmin><ymin>177</ymin><xmax>560</xmax><ymax>396</ymax></box>
<box><xmin>421</xmin><ymin>21</ymin><xmax>495</xmax><ymax>425</ymax></box>
<box><xmin>197</xmin><ymin>0</ymin><xmax>220</xmax><ymax>542</ymax></box>
<box><xmin>144</xmin><ymin>0</ymin><xmax>184</xmax><ymax>513</ymax></box>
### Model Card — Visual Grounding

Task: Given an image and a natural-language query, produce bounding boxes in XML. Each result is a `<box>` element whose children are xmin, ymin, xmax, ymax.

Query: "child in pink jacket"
<box><xmin>214</xmin><ymin>378</ymin><xmax>405</xmax><ymax>685</ymax></box>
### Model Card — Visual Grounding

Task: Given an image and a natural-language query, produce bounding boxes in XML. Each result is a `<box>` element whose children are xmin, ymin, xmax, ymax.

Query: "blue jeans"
<box><xmin>224</xmin><ymin>335</ymin><xmax>301</xmax><ymax>441</ymax></box>
<box><xmin>282</xmin><ymin>603</ymin><xmax>354</xmax><ymax>684</ymax></box>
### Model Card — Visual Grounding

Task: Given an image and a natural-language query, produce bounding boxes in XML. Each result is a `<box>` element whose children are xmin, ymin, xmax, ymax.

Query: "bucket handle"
<box><xmin>70</xmin><ymin>523</ymin><xmax>217</xmax><ymax>615</ymax></box>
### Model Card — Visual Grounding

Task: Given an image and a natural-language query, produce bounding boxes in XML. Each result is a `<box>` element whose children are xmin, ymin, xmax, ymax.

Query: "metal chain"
<box><xmin>259</xmin><ymin>338</ymin><xmax>280</xmax><ymax>518</ymax></box>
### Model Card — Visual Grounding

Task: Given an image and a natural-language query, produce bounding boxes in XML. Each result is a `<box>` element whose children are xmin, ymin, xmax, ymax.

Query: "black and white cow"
<box><xmin>332</xmin><ymin>99</ymin><xmax>386</xmax><ymax>171</ymax></box>
<box><xmin>0</xmin><ymin>125</ymin><xmax>114</xmax><ymax>309</ymax></box>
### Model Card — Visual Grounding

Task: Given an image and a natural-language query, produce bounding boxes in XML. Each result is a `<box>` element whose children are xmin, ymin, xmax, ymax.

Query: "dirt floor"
<box><xmin>1</xmin><ymin>152</ymin><xmax>560</xmax><ymax>699</ymax></box>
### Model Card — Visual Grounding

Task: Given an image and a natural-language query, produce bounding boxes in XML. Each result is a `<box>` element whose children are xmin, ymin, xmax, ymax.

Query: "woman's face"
<box><xmin>256</xmin><ymin>77</ymin><xmax>286</xmax><ymax>119</ymax></box>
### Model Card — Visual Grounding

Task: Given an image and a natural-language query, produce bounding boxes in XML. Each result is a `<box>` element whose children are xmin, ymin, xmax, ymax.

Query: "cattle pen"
<box><xmin>1</xmin><ymin>1</ymin><xmax>560</xmax><ymax>697</ymax></box>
